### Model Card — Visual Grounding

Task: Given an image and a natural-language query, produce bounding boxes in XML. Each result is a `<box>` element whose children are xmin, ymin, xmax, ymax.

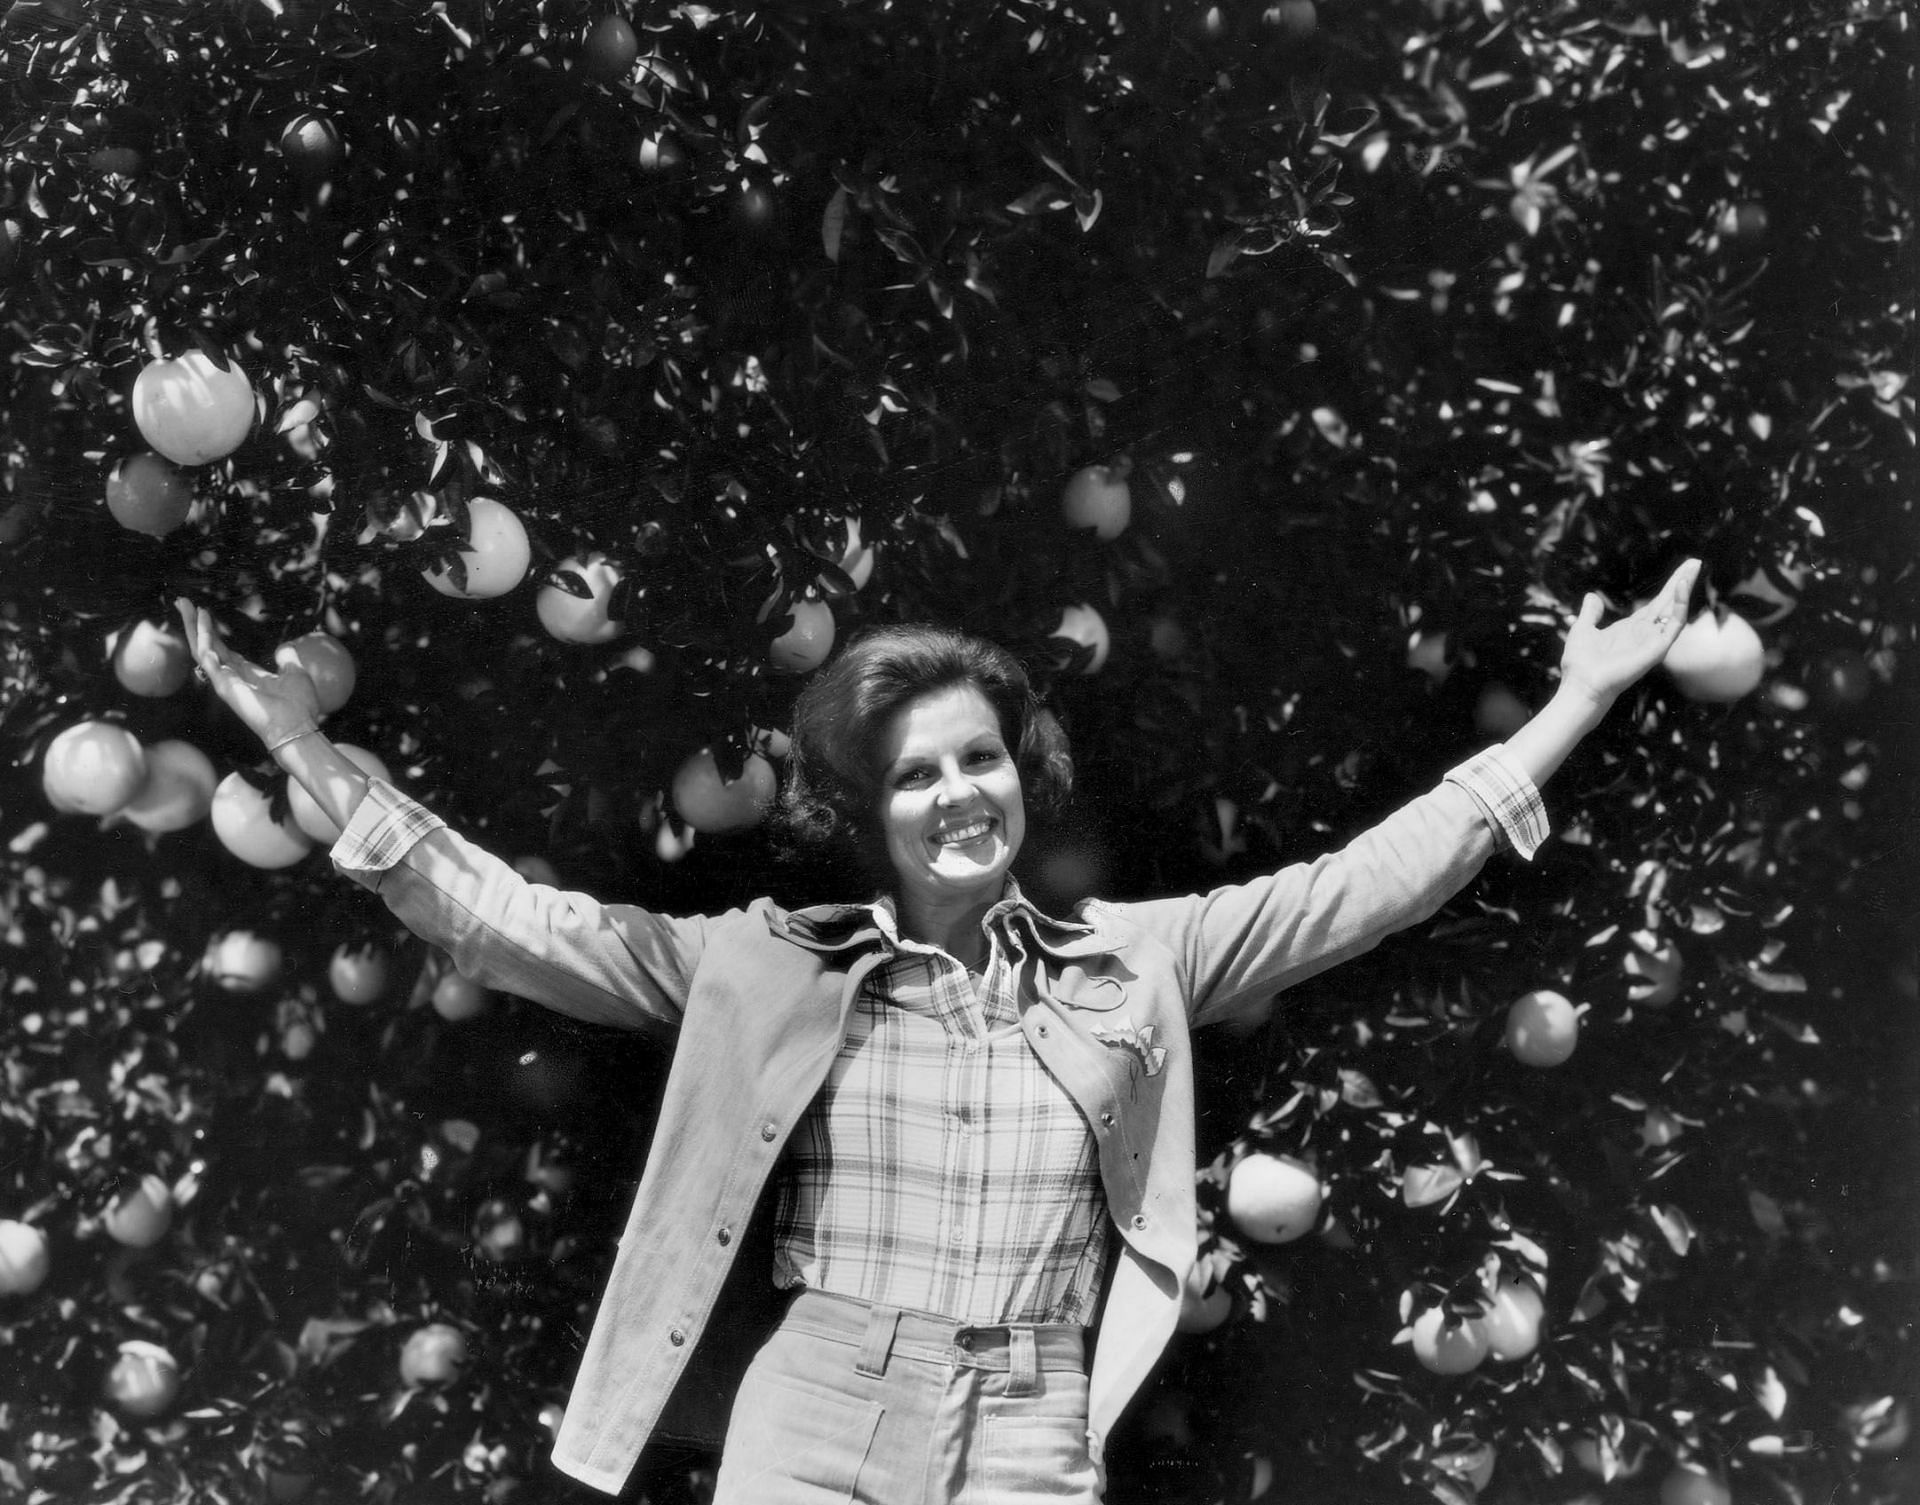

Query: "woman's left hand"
<box><xmin>1560</xmin><ymin>558</ymin><xmax>1702</xmax><ymax>709</ymax></box>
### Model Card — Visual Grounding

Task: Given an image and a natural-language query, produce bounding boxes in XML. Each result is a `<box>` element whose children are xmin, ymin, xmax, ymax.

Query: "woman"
<box><xmin>176</xmin><ymin>560</ymin><xmax>1697</xmax><ymax>1503</ymax></box>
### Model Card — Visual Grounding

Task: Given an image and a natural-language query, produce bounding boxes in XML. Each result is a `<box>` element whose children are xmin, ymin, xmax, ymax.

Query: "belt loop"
<box><xmin>1006</xmin><ymin>1326</ymin><xmax>1039</xmax><ymax>1397</ymax></box>
<box><xmin>855</xmin><ymin>1304</ymin><xmax>901</xmax><ymax>1378</ymax></box>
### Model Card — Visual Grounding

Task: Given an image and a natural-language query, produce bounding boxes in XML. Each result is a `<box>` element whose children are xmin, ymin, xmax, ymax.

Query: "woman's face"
<box><xmin>875</xmin><ymin>682</ymin><xmax>1026</xmax><ymax>917</ymax></box>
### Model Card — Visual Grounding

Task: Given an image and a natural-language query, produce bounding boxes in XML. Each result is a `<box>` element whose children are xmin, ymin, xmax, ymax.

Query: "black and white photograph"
<box><xmin>0</xmin><ymin>2</ymin><xmax>1911</xmax><ymax>1502</ymax></box>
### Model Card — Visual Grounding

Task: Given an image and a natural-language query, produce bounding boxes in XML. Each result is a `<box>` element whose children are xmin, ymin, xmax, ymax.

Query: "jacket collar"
<box><xmin>764</xmin><ymin>902</ymin><xmax>888</xmax><ymax>954</ymax></box>
<box><xmin>765</xmin><ymin>881</ymin><xmax>1121</xmax><ymax>961</ymax></box>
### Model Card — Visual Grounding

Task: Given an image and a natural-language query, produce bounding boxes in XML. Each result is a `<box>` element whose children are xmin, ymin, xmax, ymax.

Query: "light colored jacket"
<box><xmin>335</xmin><ymin>751</ymin><xmax>1539</xmax><ymax>1496</ymax></box>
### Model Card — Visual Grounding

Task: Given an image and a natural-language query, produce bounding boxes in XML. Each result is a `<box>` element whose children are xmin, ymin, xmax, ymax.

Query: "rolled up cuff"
<box><xmin>330</xmin><ymin>779</ymin><xmax>446</xmax><ymax>880</ymax></box>
<box><xmin>1444</xmin><ymin>747</ymin><xmax>1548</xmax><ymax>861</ymax></box>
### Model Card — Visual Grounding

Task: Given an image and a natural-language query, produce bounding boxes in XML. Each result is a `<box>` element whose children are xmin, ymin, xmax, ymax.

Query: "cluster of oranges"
<box><xmin>40</xmin><ymin>627</ymin><xmax>360</xmax><ymax>861</ymax></box>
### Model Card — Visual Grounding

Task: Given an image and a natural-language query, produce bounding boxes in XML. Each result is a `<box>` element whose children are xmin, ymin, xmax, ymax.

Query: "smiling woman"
<box><xmin>174</xmin><ymin>569</ymin><xmax>1696</xmax><ymax>1504</ymax></box>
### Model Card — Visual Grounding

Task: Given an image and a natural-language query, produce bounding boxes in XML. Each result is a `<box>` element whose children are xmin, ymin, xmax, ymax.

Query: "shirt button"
<box><xmin>1100</xmin><ymin>1112</ymin><xmax>1115</xmax><ymax>1128</ymax></box>
<box><xmin>668</xmin><ymin>1328</ymin><xmax>687</xmax><ymax>1347</ymax></box>
<box><xmin>760</xmin><ymin>1122</ymin><xmax>777</xmax><ymax>1142</ymax></box>
<box><xmin>1131</xmin><ymin>1213</ymin><xmax>1148</xmax><ymax>1232</ymax></box>
<box><xmin>716</xmin><ymin>1227</ymin><xmax>732</xmax><ymax>1247</ymax></box>
<box><xmin>1036</xmin><ymin>1023</ymin><xmax>1049</xmax><ymax>1037</ymax></box>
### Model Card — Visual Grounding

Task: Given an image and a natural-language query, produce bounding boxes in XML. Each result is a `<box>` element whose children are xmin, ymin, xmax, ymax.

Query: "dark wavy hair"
<box><xmin>776</xmin><ymin>624</ymin><xmax>1073</xmax><ymax>879</ymax></box>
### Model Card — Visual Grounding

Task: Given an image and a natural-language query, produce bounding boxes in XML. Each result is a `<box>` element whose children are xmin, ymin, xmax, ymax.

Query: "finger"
<box><xmin>1670</xmin><ymin>558</ymin><xmax>1702</xmax><ymax>611</ymax></box>
<box><xmin>1578</xmin><ymin>592</ymin><xmax>1605</xmax><ymax>629</ymax></box>
<box><xmin>176</xmin><ymin>600</ymin><xmax>217</xmax><ymax>671</ymax></box>
<box><xmin>185</xmin><ymin>605</ymin><xmax>247</xmax><ymax>681</ymax></box>
<box><xmin>1645</xmin><ymin>561</ymin><xmax>1700</xmax><ymax>636</ymax></box>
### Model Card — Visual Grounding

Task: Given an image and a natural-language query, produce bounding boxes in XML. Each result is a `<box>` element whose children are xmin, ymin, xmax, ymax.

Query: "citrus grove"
<box><xmin>0</xmin><ymin>3</ymin><xmax>1912</xmax><ymax>1504</ymax></box>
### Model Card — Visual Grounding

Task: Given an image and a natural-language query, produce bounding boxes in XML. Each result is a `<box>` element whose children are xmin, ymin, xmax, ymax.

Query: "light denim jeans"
<box><xmin>712</xmin><ymin>1288</ymin><xmax>1101</xmax><ymax>1503</ymax></box>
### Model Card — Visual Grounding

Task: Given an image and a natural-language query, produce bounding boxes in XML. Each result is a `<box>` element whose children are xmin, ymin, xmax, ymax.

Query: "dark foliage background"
<box><xmin>0</xmin><ymin>1</ymin><xmax>1912</xmax><ymax>1502</ymax></box>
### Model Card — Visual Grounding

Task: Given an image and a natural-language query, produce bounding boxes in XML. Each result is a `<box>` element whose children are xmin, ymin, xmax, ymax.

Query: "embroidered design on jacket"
<box><xmin>1090</xmin><ymin>1013</ymin><xmax>1167</xmax><ymax>1086</ymax></box>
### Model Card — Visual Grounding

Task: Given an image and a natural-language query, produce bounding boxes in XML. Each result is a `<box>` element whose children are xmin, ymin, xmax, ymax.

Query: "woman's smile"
<box><xmin>932</xmin><ymin>815</ymin><xmax>995</xmax><ymax>848</ymax></box>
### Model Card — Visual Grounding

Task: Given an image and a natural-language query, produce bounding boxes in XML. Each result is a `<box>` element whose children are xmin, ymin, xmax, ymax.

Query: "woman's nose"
<box><xmin>934</xmin><ymin>760</ymin><xmax>973</xmax><ymax>803</ymax></box>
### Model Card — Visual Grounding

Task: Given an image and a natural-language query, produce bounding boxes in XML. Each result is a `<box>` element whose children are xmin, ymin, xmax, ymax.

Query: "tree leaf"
<box><xmin>821</xmin><ymin>184</ymin><xmax>849</xmax><ymax>263</ymax></box>
<box><xmin>1403</xmin><ymin>1164</ymin><xmax>1464</xmax><ymax>1209</ymax></box>
<box><xmin>1650</xmin><ymin>1203</ymin><xmax>1697</xmax><ymax>1256</ymax></box>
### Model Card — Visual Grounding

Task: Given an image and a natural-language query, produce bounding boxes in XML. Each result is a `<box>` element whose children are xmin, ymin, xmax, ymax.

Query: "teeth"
<box><xmin>936</xmin><ymin>820</ymin><xmax>991</xmax><ymax>845</ymax></box>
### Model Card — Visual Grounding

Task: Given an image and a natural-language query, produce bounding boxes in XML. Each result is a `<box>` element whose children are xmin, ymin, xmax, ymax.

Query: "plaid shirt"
<box><xmin>770</xmin><ymin>889</ymin><xmax>1111</xmax><ymax>1326</ymax></box>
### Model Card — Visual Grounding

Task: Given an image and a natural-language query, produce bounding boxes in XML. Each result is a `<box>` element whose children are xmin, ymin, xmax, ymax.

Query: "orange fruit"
<box><xmin>536</xmin><ymin>554</ymin><xmax>626</xmax><ymax>644</ymax></box>
<box><xmin>1474</xmin><ymin>682</ymin><xmax>1530</xmax><ymax>739</ymax></box>
<box><xmin>1053</xmin><ymin>603</ymin><xmax>1111</xmax><ymax>674</ymax></box>
<box><xmin>400</xmin><ymin>1322</ymin><xmax>469</xmax><ymax>1386</ymax></box>
<box><xmin>672</xmin><ymin>748</ymin><xmax>776</xmax><ymax>833</ymax></box>
<box><xmin>327</xmin><ymin>943</ymin><xmax>390</xmax><ymax>1005</ymax></box>
<box><xmin>1226</xmin><ymin>1152</ymin><xmax>1323</xmax><ymax>1244</ymax></box>
<box><xmin>103</xmin><ymin>1174</ymin><xmax>174</xmax><ymax>1249</ymax></box>
<box><xmin>431</xmin><ymin>968</ymin><xmax>490</xmax><ymax>1023</ymax></box>
<box><xmin>43</xmin><ymin>720</ymin><xmax>147</xmax><ymax>815</ymax></box>
<box><xmin>769</xmin><ymin>598</ymin><xmax>835</xmax><ymax>672</ymax></box>
<box><xmin>1659</xmin><ymin>1464</ymin><xmax>1732</xmax><ymax>1505</ymax></box>
<box><xmin>422</xmin><ymin>497</ymin><xmax>531</xmax><ymax>599</ymax></box>
<box><xmin>281</xmin><ymin>631</ymin><xmax>357</xmax><ymax>714</ymax></box>
<box><xmin>211</xmin><ymin>772</ymin><xmax>315</xmax><ymax>868</ymax></box>
<box><xmin>106</xmin><ymin>453</ymin><xmax>195</xmax><ymax>536</ymax></box>
<box><xmin>1505</xmin><ymin>989</ymin><xmax>1580</xmax><ymax>1068</ymax></box>
<box><xmin>1060</xmin><ymin>464</ymin><xmax>1132</xmax><ymax>541</ymax></box>
<box><xmin>1483</xmin><ymin>1276</ymin><xmax>1545</xmax><ymax>1361</ymax></box>
<box><xmin>278</xmin><ymin>111</ymin><xmax>341</xmax><ymax>176</ymax></box>
<box><xmin>132</xmin><ymin>351</ymin><xmax>256</xmax><ymax>466</ymax></box>
<box><xmin>105</xmin><ymin>1340</ymin><xmax>181</xmax><ymax>1420</ymax></box>
<box><xmin>204</xmin><ymin>930</ymin><xmax>285</xmax><ymax>993</ymax></box>
<box><xmin>1411</xmin><ymin>1304</ymin><xmax>1490</xmax><ymax>1375</ymax></box>
<box><xmin>121</xmin><ymin>739</ymin><xmax>218</xmax><ymax>832</ymax></box>
<box><xmin>0</xmin><ymin>1220</ymin><xmax>51</xmax><ymax>1297</ymax></box>
<box><xmin>111</xmin><ymin>618</ymin><xmax>193</xmax><ymax>697</ymax></box>
<box><xmin>1664</xmin><ymin>610</ymin><xmax>1764</xmax><ymax>702</ymax></box>
<box><xmin>1262</xmin><ymin>0</ymin><xmax>1317</xmax><ymax>39</ymax></box>
<box><xmin>581</xmin><ymin>14</ymin><xmax>638</xmax><ymax>79</ymax></box>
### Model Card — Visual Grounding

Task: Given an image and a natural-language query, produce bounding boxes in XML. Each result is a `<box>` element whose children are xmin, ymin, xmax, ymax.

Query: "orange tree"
<box><xmin>0</xmin><ymin>2</ymin><xmax>1911</xmax><ymax>1502</ymax></box>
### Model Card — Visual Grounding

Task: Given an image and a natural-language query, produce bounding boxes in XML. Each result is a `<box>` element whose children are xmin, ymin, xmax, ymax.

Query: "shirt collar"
<box><xmin>768</xmin><ymin>880</ymin><xmax>1115</xmax><ymax>958</ymax></box>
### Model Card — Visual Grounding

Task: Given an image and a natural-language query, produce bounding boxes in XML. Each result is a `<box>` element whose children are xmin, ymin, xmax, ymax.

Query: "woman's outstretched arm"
<box><xmin>174</xmin><ymin>598</ymin><xmax>697</xmax><ymax>1033</ymax></box>
<box><xmin>1097</xmin><ymin>560</ymin><xmax>1701</xmax><ymax>1028</ymax></box>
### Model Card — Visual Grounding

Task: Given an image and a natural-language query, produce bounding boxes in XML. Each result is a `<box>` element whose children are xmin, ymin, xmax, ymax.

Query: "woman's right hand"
<box><xmin>175</xmin><ymin>598</ymin><xmax>324</xmax><ymax>752</ymax></box>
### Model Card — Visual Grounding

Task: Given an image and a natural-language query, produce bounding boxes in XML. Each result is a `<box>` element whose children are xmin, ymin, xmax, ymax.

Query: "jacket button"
<box><xmin>669</xmin><ymin>1328</ymin><xmax>686</xmax><ymax>1347</ymax></box>
<box><xmin>716</xmin><ymin>1227</ymin><xmax>732</xmax><ymax>1247</ymax></box>
<box><xmin>1100</xmin><ymin>1111</ymin><xmax>1115</xmax><ymax>1129</ymax></box>
<box><xmin>760</xmin><ymin>1121</ymin><xmax>777</xmax><ymax>1142</ymax></box>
